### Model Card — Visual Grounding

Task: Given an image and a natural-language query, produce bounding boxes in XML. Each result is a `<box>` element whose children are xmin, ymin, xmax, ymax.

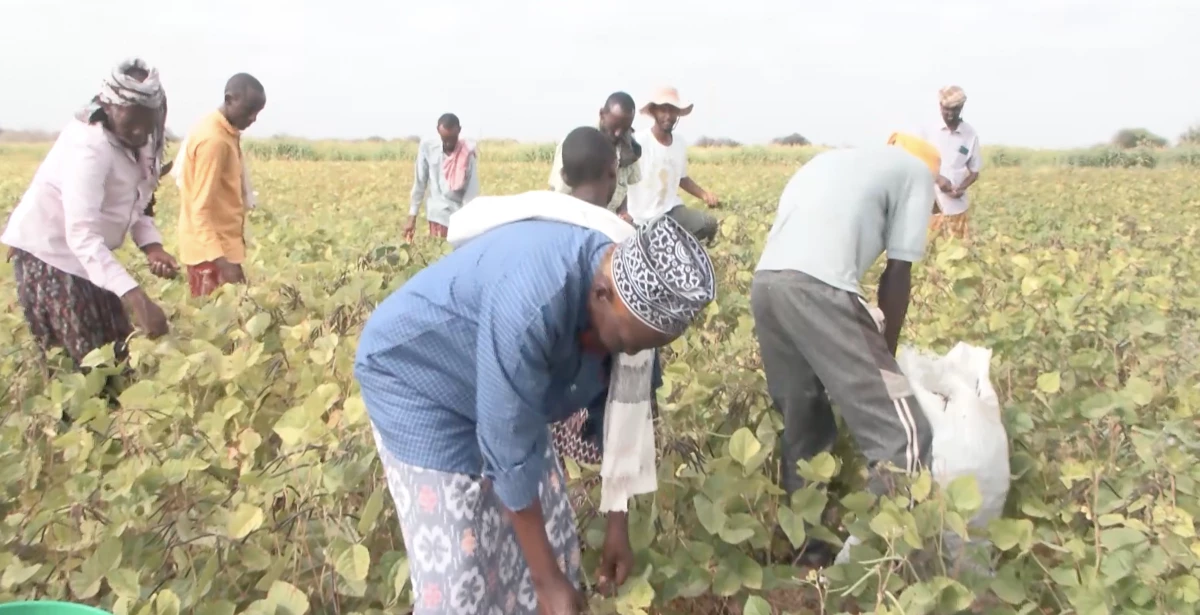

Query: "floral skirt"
<box><xmin>372</xmin><ymin>427</ymin><xmax>581</xmax><ymax>614</ymax></box>
<box><xmin>931</xmin><ymin>211</ymin><xmax>970</xmax><ymax>240</ymax></box>
<box><xmin>11</xmin><ymin>248</ymin><xmax>132</xmax><ymax>365</ymax></box>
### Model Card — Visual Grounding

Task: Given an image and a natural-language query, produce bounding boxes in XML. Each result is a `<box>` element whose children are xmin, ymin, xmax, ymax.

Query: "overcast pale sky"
<box><xmin>2</xmin><ymin>0</ymin><xmax>1196</xmax><ymax>148</ymax></box>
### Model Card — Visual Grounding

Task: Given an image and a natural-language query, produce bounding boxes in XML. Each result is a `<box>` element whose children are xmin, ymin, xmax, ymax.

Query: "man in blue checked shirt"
<box><xmin>355</xmin><ymin>127</ymin><xmax>716</xmax><ymax>615</ymax></box>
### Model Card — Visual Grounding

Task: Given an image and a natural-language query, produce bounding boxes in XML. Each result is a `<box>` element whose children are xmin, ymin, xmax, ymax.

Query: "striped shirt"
<box><xmin>356</xmin><ymin>220</ymin><xmax>661</xmax><ymax>510</ymax></box>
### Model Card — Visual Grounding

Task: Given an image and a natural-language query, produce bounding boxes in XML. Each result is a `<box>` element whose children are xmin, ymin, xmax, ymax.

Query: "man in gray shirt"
<box><xmin>751</xmin><ymin>133</ymin><xmax>941</xmax><ymax>567</ymax></box>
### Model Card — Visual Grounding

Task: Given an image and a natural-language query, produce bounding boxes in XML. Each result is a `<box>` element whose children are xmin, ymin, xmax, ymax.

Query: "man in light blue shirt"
<box><xmin>357</xmin><ymin>127</ymin><xmax>716</xmax><ymax>615</ymax></box>
<box><xmin>752</xmin><ymin>134</ymin><xmax>941</xmax><ymax>567</ymax></box>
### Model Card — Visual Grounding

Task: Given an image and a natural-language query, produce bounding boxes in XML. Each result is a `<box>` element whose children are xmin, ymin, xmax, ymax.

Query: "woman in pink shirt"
<box><xmin>1</xmin><ymin>58</ymin><xmax>179</xmax><ymax>366</ymax></box>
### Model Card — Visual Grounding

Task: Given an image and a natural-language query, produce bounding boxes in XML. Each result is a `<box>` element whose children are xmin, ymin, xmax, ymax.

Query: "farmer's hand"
<box><xmin>596</xmin><ymin>512</ymin><xmax>634</xmax><ymax>595</ymax></box>
<box><xmin>403</xmin><ymin>215</ymin><xmax>418</xmax><ymax>242</ymax></box>
<box><xmin>949</xmin><ymin>187</ymin><xmax>965</xmax><ymax>199</ymax></box>
<box><xmin>143</xmin><ymin>244</ymin><xmax>179</xmax><ymax>279</ymax></box>
<box><xmin>935</xmin><ymin>175</ymin><xmax>954</xmax><ymax>193</ymax></box>
<box><xmin>535</xmin><ymin>572</ymin><xmax>586</xmax><ymax>615</ymax></box>
<box><xmin>123</xmin><ymin>287</ymin><xmax>169</xmax><ymax>339</ymax></box>
<box><xmin>214</xmin><ymin>257</ymin><xmax>245</xmax><ymax>284</ymax></box>
<box><xmin>702</xmin><ymin>190</ymin><xmax>719</xmax><ymax>208</ymax></box>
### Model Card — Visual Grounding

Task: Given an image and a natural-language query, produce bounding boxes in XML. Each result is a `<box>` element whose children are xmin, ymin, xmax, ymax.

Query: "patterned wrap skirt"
<box><xmin>931</xmin><ymin>210</ymin><xmax>970</xmax><ymax>240</ymax></box>
<box><xmin>187</xmin><ymin>262</ymin><xmax>222</xmax><ymax>297</ymax></box>
<box><xmin>372</xmin><ymin>427</ymin><xmax>581</xmax><ymax>614</ymax></box>
<box><xmin>11</xmin><ymin>248</ymin><xmax>133</xmax><ymax>365</ymax></box>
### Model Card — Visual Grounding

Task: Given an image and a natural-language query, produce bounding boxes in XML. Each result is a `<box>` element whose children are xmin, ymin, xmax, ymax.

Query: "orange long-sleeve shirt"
<box><xmin>177</xmin><ymin>111</ymin><xmax>246</xmax><ymax>265</ymax></box>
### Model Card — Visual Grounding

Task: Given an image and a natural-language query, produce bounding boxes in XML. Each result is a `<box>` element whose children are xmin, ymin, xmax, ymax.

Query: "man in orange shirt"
<box><xmin>177</xmin><ymin>73</ymin><xmax>266</xmax><ymax>297</ymax></box>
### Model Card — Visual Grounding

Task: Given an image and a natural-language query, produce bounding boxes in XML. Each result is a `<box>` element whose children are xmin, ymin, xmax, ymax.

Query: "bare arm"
<box><xmin>877</xmin><ymin>259</ymin><xmax>912</xmax><ymax>356</ymax></box>
<box><xmin>680</xmin><ymin>176</ymin><xmax>707</xmax><ymax>200</ymax></box>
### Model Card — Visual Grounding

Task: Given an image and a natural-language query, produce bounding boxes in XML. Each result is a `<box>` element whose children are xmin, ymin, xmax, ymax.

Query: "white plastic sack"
<box><xmin>836</xmin><ymin>342</ymin><xmax>1011</xmax><ymax>570</ymax></box>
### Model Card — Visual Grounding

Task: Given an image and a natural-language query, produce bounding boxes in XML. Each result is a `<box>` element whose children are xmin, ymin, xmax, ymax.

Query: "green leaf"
<box><xmin>227</xmin><ymin>503</ymin><xmax>265</xmax><ymax>539</ymax></box>
<box><xmin>617</xmin><ymin>577</ymin><xmax>654</xmax><ymax>609</ymax></box>
<box><xmin>693</xmin><ymin>494</ymin><xmax>726</xmax><ymax>535</ymax></box>
<box><xmin>728</xmin><ymin>427</ymin><xmax>762</xmax><ymax>468</ymax></box>
<box><xmin>1</xmin><ymin>561</ymin><xmax>42</xmax><ymax>589</ymax></box>
<box><xmin>334</xmin><ymin>544</ymin><xmax>371</xmax><ymax>582</ymax></box>
<box><xmin>791</xmin><ymin>487</ymin><xmax>830</xmax><ymax>524</ymax></box>
<box><xmin>1037</xmin><ymin>371</ymin><xmax>1061</xmax><ymax>394</ymax></box>
<box><xmin>357</xmin><ymin>488</ymin><xmax>386</xmax><ymax>536</ymax></box>
<box><xmin>990</xmin><ymin>565</ymin><xmax>1027</xmax><ymax>604</ymax></box>
<box><xmin>154</xmin><ymin>589</ymin><xmax>181</xmax><ymax>615</ymax></box>
<box><xmin>777</xmin><ymin>505</ymin><xmax>807</xmax><ymax>549</ymax></box>
<box><xmin>392</xmin><ymin>557</ymin><xmax>411</xmax><ymax>598</ymax></box>
<box><xmin>245</xmin><ymin>312</ymin><xmax>273</xmax><ymax>339</ymax></box>
<box><xmin>988</xmin><ymin>518</ymin><xmax>1035</xmax><ymax>552</ymax></box>
<box><xmin>798</xmin><ymin>452</ymin><xmax>839</xmax><ymax>483</ymax></box>
<box><xmin>869</xmin><ymin>510</ymin><xmax>902</xmax><ymax>539</ymax></box>
<box><xmin>268</xmin><ymin>580</ymin><xmax>310</xmax><ymax>615</ymax></box>
<box><xmin>1123</xmin><ymin>377</ymin><xmax>1154</xmax><ymax>407</ymax></box>
<box><xmin>945</xmin><ymin>476</ymin><xmax>983</xmax><ymax>514</ymax></box>
<box><xmin>194</xmin><ymin>602</ymin><xmax>236</xmax><ymax>615</ymax></box>
<box><xmin>743</xmin><ymin>595</ymin><xmax>771</xmax><ymax>615</ymax></box>
<box><xmin>106</xmin><ymin>568</ymin><xmax>141</xmax><ymax>600</ymax></box>
<box><xmin>1100</xmin><ymin>527</ymin><xmax>1145</xmax><ymax>550</ymax></box>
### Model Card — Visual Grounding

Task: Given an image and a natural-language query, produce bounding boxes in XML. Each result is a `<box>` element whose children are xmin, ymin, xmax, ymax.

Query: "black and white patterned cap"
<box><xmin>611</xmin><ymin>214</ymin><xmax>717</xmax><ymax>336</ymax></box>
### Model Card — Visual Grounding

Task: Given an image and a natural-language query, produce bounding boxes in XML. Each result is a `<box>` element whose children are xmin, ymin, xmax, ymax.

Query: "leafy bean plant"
<box><xmin>0</xmin><ymin>157</ymin><xmax>1197</xmax><ymax>615</ymax></box>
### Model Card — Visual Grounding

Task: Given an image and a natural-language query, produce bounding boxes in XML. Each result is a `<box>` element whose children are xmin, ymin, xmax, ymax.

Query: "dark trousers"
<box><xmin>750</xmin><ymin>269</ymin><xmax>932</xmax><ymax>497</ymax></box>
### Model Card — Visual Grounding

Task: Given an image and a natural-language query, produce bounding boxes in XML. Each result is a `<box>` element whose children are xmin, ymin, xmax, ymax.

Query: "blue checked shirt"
<box><xmin>355</xmin><ymin>220</ymin><xmax>661</xmax><ymax>511</ymax></box>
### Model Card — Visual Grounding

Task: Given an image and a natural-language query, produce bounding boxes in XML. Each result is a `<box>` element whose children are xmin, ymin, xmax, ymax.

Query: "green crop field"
<box><xmin>1</xmin><ymin>141</ymin><xmax>1199</xmax><ymax>615</ymax></box>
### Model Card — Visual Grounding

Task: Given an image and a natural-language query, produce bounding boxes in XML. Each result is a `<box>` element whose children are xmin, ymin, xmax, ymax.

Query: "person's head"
<box><xmin>640</xmin><ymin>87</ymin><xmax>694</xmax><ymax>134</ymax></box>
<box><xmin>96</xmin><ymin>58</ymin><xmax>165</xmax><ymax>150</ymax></box>
<box><xmin>560</xmin><ymin>126</ymin><xmax>618</xmax><ymax>206</ymax></box>
<box><xmin>599</xmin><ymin>92</ymin><xmax>636</xmax><ymax>142</ymax></box>
<box><xmin>222</xmin><ymin>73</ymin><xmax>266</xmax><ymax>131</ymax></box>
<box><xmin>437</xmin><ymin>113</ymin><xmax>461</xmax><ymax>151</ymax></box>
<box><xmin>938</xmin><ymin>85</ymin><xmax>966</xmax><ymax>127</ymax></box>
<box><xmin>586</xmin><ymin>215</ymin><xmax>716</xmax><ymax>355</ymax></box>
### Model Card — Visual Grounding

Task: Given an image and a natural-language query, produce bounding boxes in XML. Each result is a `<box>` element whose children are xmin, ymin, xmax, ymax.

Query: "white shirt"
<box><xmin>625</xmin><ymin>131</ymin><xmax>689</xmax><ymax>224</ymax></box>
<box><xmin>922</xmin><ymin>120</ymin><xmax>982</xmax><ymax>216</ymax></box>
<box><xmin>2</xmin><ymin>120</ymin><xmax>162</xmax><ymax>297</ymax></box>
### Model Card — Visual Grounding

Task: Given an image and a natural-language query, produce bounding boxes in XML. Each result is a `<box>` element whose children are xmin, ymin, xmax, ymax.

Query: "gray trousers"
<box><xmin>666</xmin><ymin>205</ymin><xmax>719</xmax><ymax>242</ymax></box>
<box><xmin>750</xmin><ymin>270</ymin><xmax>932</xmax><ymax>497</ymax></box>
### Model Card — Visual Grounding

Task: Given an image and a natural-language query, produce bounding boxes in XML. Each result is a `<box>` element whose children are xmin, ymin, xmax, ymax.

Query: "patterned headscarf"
<box><xmin>76</xmin><ymin>58</ymin><xmax>169</xmax><ymax>175</ymax></box>
<box><xmin>938</xmin><ymin>85</ymin><xmax>967</xmax><ymax>108</ymax></box>
<box><xmin>611</xmin><ymin>215</ymin><xmax>716</xmax><ymax>336</ymax></box>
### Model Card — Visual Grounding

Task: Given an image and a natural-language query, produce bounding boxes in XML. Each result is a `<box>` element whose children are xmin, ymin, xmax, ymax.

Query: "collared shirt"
<box><xmin>410</xmin><ymin>139</ymin><xmax>481</xmax><ymax>226</ymax></box>
<box><xmin>922</xmin><ymin>120</ymin><xmax>982</xmax><ymax>216</ymax></box>
<box><xmin>625</xmin><ymin>131</ymin><xmax>689</xmax><ymax>224</ymax></box>
<box><xmin>355</xmin><ymin>220</ymin><xmax>661</xmax><ymax>511</ymax></box>
<box><xmin>756</xmin><ymin>146</ymin><xmax>935</xmax><ymax>296</ymax></box>
<box><xmin>548</xmin><ymin>127</ymin><xmax>642</xmax><ymax>212</ymax></box>
<box><xmin>1</xmin><ymin>119</ymin><xmax>163</xmax><ymax>296</ymax></box>
<box><xmin>177</xmin><ymin>111</ymin><xmax>247</xmax><ymax>265</ymax></box>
